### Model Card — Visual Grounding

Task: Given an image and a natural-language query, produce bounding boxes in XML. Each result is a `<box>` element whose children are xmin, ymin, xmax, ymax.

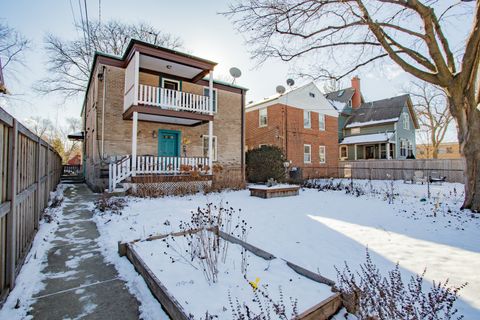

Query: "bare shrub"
<box><xmin>94</xmin><ymin>193</ymin><xmax>126</xmax><ymax>214</ymax></box>
<box><xmin>228</xmin><ymin>281</ymin><xmax>298</xmax><ymax>320</ymax></box>
<box><xmin>164</xmin><ymin>202</ymin><xmax>250</xmax><ymax>284</ymax></box>
<box><xmin>335</xmin><ymin>249</ymin><xmax>466</xmax><ymax>320</ymax></box>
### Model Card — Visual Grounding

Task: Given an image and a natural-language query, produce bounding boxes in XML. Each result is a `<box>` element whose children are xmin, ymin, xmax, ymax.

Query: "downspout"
<box><xmin>241</xmin><ymin>90</ymin><xmax>245</xmax><ymax>181</ymax></box>
<box><xmin>101</xmin><ymin>65</ymin><xmax>106</xmax><ymax>161</ymax></box>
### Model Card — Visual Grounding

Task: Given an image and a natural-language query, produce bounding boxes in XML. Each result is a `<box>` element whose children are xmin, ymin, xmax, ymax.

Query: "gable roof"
<box><xmin>246</xmin><ymin>82</ymin><xmax>338</xmax><ymax>117</ymax></box>
<box><xmin>345</xmin><ymin>94</ymin><xmax>419</xmax><ymax>129</ymax></box>
<box><xmin>325</xmin><ymin>88</ymin><xmax>355</xmax><ymax>104</ymax></box>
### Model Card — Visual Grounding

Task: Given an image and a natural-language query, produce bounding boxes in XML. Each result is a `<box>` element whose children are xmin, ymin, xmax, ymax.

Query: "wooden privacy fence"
<box><xmin>0</xmin><ymin>107</ymin><xmax>62</xmax><ymax>305</ymax></box>
<box><xmin>338</xmin><ymin>159</ymin><xmax>465</xmax><ymax>183</ymax></box>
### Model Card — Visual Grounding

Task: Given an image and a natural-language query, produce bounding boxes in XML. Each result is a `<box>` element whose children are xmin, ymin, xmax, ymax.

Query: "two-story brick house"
<box><xmin>325</xmin><ymin>77</ymin><xmax>419</xmax><ymax>160</ymax></box>
<box><xmin>81</xmin><ymin>39</ymin><xmax>247</xmax><ymax>191</ymax></box>
<box><xmin>245</xmin><ymin>82</ymin><xmax>339</xmax><ymax>177</ymax></box>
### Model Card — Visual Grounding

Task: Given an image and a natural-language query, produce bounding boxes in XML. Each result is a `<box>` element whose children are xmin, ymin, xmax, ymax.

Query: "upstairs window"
<box><xmin>319</xmin><ymin>114</ymin><xmax>326</xmax><ymax>131</ymax></box>
<box><xmin>162</xmin><ymin>78</ymin><xmax>180</xmax><ymax>91</ymax></box>
<box><xmin>403</xmin><ymin>112</ymin><xmax>410</xmax><ymax>130</ymax></box>
<box><xmin>203</xmin><ymin>88</ymin><xmax>218</xmax><ymax>113</ymax></box>
<box><xmin>304</xmin><ymin>144</ymin><xmax>312</xmax><ymax>163</ymax></box>
<box><xmin>304</xmin><ymin>111</ymin><xmax>311</xmax><ymax>128</ymax></box>
<box><xmin>259</xmin><ymin>108</ymin><xmax>268</xmax><ymax>127</ymax></box>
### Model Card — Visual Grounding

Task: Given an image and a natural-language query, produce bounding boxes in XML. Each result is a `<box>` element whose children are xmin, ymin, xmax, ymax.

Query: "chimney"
<box><xmin>351</xmin><ymin>76</ymin><xmax>361</xmax><ymax>109</ymax></box>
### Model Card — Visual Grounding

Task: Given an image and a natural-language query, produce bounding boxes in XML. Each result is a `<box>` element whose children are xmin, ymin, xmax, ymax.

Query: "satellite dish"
<box><xmin>276</xmin><ymin>85</ymin><xmax>286</xmax><ymax>94</ymax></box>
<box><xmin>229</xmin><ymin>67</ymin><xmax>242</xmax><ymax>84</ymax></box>
<box><xmin>286</xmin><ymin>78</ymin><xmax>295</xmax><ymax>87</ymax></box>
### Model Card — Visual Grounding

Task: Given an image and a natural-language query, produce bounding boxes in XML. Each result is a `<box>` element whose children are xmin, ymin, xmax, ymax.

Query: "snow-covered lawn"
<box><xmin>94</xmin><ymin>180</ymin><xmax>480</xmax><ymax>319</ymax></box>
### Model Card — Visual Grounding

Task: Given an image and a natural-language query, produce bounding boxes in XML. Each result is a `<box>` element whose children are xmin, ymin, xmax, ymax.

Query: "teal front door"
<box><xmin>158</xmin><ymin>130</ymin><xmax>180</xmax><ymax>157</ymax></box>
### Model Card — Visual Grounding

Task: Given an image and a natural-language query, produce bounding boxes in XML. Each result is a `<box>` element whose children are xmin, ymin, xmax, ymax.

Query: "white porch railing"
<box><xmin>138</xmin><ymin>84</ymin><xmax>211</xmax><ymax>114</ymax></box>
<box><xmin>135</xmin><ymin>156</ymin><xmax>209</xmax><ymax>174</ymax></box>
<box><xmin>109</xmin><ymin>156</ymin><xmax>132</xmax><ymax>192</ymax></box>
<box><xmin>108</xmin><ymin>155</ymin><xmax>210</xmax><ymax>192</ymax></box>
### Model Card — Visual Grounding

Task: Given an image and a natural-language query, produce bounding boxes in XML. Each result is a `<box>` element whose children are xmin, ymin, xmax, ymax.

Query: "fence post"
<box><xmin>34</xmin><ymin>137</ymin><xmax>41</xmax><ymax>229</ymax></box>
<box><xmin>6</xmin><ymin>119</ymin><xmax>18</xmax><ymax>289</ymax></box>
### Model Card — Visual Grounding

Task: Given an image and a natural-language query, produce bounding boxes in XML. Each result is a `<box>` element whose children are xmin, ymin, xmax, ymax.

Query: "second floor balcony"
<box><xmin>122</xmin><ymin>42</ymin><xmax>217</xmax><ymax>126</ymax></box>
<box><xmin>137</xmin><ymin>84</ymin><xmax>210</xmax><ymax>114</ymax></box>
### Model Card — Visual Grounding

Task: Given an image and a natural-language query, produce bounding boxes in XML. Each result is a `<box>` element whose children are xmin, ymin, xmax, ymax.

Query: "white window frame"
<box><xmin>304</xmin><ymin>144</ymin><xmax>312</xmax><ymax>163</ymax></box>
<box><xmin>407</xmin><ymin>140</ymin><xmax>413</xmax><ymax>156</ymax></box>
<box><xmin>259</xmin><ymin>108</ymin><xmax>268</xmax><ymax>127</ymax></box>
<box><xmin>203</xmin><ymin>87</ymin><xmax>218</xmax><ymax>113</ymax></box>
<box><xmin>400</xmin><ymin>140</ymin><xmax>407</xmax><ymax>157</ymax></box>
<box><xmin>319</xmin><ymin>113</ymin><xmax>326</xmax><ymax>131</ymax></box>
<box><xmin>304</xmin><ymin>111</ymin><xmax>311</xmax><ymax>128</ymax></box>
<box><xmin>202</xmin><ymin>135</ymin><xmax>218</xmax><ymax>161</ymax></box>
<box><xmin>351</xmin><ymin>127</ymin><xmax>360</xmax><ymax>134</ymax></box>
<box><xmin>319</xmin><ymin>145</ymin><xmax>326</xmax><ymax>164</ymax></box>
<box><xmin>403</xmin><ymin>112</ymin><xmax>410</xmax><ymax>130</ymax></box>
<box><xmin>161</xmin><ymin>78</ymin><xmax>181</xmax><ymax>91</ymax></box>
<box><xmin>340</xmin><ymin>146</ymin><xmax>348</xmax><ymax>160</ymax></box>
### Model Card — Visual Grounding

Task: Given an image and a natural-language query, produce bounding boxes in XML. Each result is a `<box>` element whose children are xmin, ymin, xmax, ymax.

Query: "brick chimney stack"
<box><xmin>351</xmin><ymin>76</ymin><xmax>361</xmax><ymax>109</ymax></box>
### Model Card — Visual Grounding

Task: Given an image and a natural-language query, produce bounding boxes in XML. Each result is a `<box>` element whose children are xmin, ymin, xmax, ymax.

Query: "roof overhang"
<box><xmin>340</xmin><ymin>132</ymin><xmax>395</xmax><ymax>145</ymax></box>
<box><xmin>67</xmin><ymin>131</ymin><xmax>84</xmax><ymax>141</ymax></box>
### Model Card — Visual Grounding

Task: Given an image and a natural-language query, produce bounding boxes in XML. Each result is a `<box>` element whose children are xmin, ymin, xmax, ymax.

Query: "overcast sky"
<box><xmin>1</xmin><ymin>0</ymin><xmax>468</xmax><ymax>142</ymax></box>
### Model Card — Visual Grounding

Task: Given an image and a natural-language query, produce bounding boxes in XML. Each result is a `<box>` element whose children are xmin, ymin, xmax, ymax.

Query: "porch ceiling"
<box><xmin>139</xmin><ymin>54</ymin><xmax>203</xmax><ymax>79</ymax></box>
<box><xmin>123</xmin><ymin>105</ymin><xmax>213</xmax><ymax>126</ymax></box>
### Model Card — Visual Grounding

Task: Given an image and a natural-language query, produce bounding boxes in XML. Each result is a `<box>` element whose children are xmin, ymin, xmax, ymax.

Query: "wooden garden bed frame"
<box><xmin>249</xmin><ymin>185</ymin><xmax>300</xmax><ymax>199</ymax></box>
<box><xmin>118</xmin><ymin>228</ymin><xmax>345</xmax><ymax>320</ymax></box>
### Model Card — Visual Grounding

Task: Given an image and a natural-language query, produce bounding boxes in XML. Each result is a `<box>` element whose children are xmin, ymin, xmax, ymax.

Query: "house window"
<box><xmin>319</xmin><ymin>114</ymin><xmax>326</xmax><ymax>131</ymax></box>
<box><xmin>304</xmin><ymin>111</ymin><xmax>311</xmax><ymax>128</ymax></box>
<box><xmin>259</xmin><ymin>144</ymin><xmax>268</xmax><ymax>148</ymax></box>
<box><xmin>403</xmin><ymin>112</ymin><xmax>410</xmax><ymax>130</ymax></box>
<box><xmin>319</xmin><ymin>145</ymin><xmax>326</xmax><ymax>163</ymax></box>
<box><xmin>203</xmin><ymin>88</ymin><xmax>218</xmax><ymax>112</ymax></box>
<box><xmin>407</xmin><ymin>141</ymin><xmax>413</xmax><ymax>157</ymax></box>
<box><xmin>259</xmin><ymin>108</ymin><xmax>268</xmax><ymax>127</ymax></box>
<box><xmin>202</xmin><ymin>135</ymin><xmax>217</xmax><ymax>161</ymax></box>
<box><xmin>351</xmin><ymin>127</ymin><xmax>360</xmax><ymax>134</ymax></box>
<box><xmin>304</xmin><ymin>144</ymin><xmax>311</xmax><ymax>163</ymax></box>
<box><xmin>380</xmin><ymin>144</ymin><xmax>387</xmax><ymax>159</ymax></box>
<box><xmin>400</xmin><ymin>140</ymin><xmax>407</xmax><ymax>157</ymax></box>
<box><xmin>162</xmin><ymin>78</ymin><xmax>180</xmax><ymax>91</ymax></box>
<box><xmin>389</xmin><ymin>143</ymin><xmax>394</xmax><ymax>159</ymax></box>
<box><xmin>340</xmin><ymin>146</ymin><xmax>348</xmax><ymax>159</ymax></box>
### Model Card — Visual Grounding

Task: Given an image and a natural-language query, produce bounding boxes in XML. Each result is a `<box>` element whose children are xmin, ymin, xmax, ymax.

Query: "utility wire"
<box><xmin>83</xmin><ymin>0</ymin><xmax>91</xmax><ymax>55</ymax></box>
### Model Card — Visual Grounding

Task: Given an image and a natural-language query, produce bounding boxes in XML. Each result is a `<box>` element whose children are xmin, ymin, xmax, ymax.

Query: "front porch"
<box><xmin>340</xmin><ymin>132</ymin><xmax>396</xmax><ymax>160</ymax></box>
<box><xmin>109</xmin><ymin>155</ymin><xmax>212</xmax><ymax>192</ymax></box>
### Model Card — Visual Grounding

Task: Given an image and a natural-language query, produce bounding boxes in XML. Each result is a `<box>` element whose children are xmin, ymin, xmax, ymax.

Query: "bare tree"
<box><xmin>60</xmin><ymin>117</ymin><xmax>82</xmax><ymax>163</ymax></box>
<box><xmin>0</xmin><ymin>22</ymin><xmax>29</xmax><ymax>73</ymax></box>
<box><xmin>36</xmin><ymin>20</ymin><xmax>183</xmax><ymax>98</ymax></box>
<box><xmin>225</xmin><ymin>1</ymin><xmax>480</xmax><ymax>211</ymax></box>
<box><xmin>409</xmin><ymin>81</ymin><xmax>453</xmax><ymax>159</ymax></box>
<box><xmin>24</xmin><ymin>116</ymin><xmax>54</xmax><ymax>141</ymax></box>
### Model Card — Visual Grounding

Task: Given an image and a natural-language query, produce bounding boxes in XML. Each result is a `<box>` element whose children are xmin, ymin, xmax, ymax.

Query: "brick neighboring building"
<box><xmin>246</xmin><ymin>82</ymin><xmax>339</xmax><ymax>178</ymax></box>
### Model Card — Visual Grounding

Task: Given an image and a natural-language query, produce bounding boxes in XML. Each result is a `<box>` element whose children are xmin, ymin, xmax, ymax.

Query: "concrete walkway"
<box><xmin>30</xmin><ymin>184</ymin><xmax>140</xmax><ymax>319</ymax></box>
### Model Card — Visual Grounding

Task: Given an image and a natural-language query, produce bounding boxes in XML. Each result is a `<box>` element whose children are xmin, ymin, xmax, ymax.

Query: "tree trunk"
<box><xmin>450</xmin><ymin>95</ymin><xmax>480</xmax><ymax>212</ymax></box>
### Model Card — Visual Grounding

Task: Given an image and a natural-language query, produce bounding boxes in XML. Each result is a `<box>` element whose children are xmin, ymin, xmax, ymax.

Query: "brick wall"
<box><xmin>246</xmin><ymin>103</ymin><xmax>339</xmax><ymax>178</ymax></box>
<box><xmin>83</xmin><ymin>65</ymin><xmax>245</xmax><ymax>190</ymax></box>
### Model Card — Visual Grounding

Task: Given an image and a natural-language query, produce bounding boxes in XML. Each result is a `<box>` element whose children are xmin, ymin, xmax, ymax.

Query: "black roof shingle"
<box><xmin>345</xmin><ymin>94</ymin><xmax>411</xmax><ymax>126</ymax></box>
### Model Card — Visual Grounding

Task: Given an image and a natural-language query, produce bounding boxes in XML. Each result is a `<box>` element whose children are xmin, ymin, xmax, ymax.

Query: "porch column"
<box><xmin>386</xmin><ymin>142</ymin><xmax>391</xmax><ymax>159</ymax></box>
<box><xmin>378</xmin><ymin>143</ymin><xmax>381</xmax><ymax>159</ymax></box>
<box><xmin>354</xmin><ymin>144</ymin><xmax>357</xmax><ymax>160</ymax></box>
<box><xmin>208</xmin><ymin>70</ymin><xmax>214</xmax><ymax>174</ymax></box>
<box><xmin>132</xmin><ymin>111</ymin><xmax>138</xmax><ymax>176</ymax></box>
